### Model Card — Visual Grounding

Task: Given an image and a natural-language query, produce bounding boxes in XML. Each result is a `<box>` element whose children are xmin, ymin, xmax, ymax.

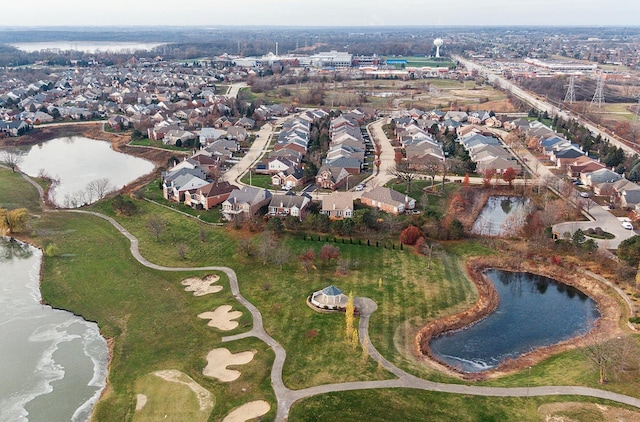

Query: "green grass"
<box><xmin>133</xmin><ymin>371</ymin><xmax>214</xmax><ymax>422</ymax></box>
<box><xmin>240</xmin><ymin>173</ymin><xmax>273</xmax><ymax>189</ymax></box>
<box><xmin>289</xmin><ymin>390</ymin><xmax>635</xmax><ymax>422</ymax></box>
<box><xmin>136</xmin><ymin>179</ymin><xmax>224</xmax><ymax>224</ymax></box>
<box><xmin>0</xmin><ymin>167</ymin><xmax>42</xmax><ymax>212</ymax></box>
<box><xmin>130</xmin><ymin>138</ymin><xmax>194</xmax><ymax>152</ymax></box>
<box><xmin>8</xmin><ymin>168</ymin><xmax>640</xmax><ymax>420</ymax></box>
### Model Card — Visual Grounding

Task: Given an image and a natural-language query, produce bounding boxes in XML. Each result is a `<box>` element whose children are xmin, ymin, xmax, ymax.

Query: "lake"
<box><xmin>471</xmin><ymin>196</ymin><xmax>531</xmax><ymax>237</ymax></box>
<box><xmin>429</xmin><ymin>269</ymin><xmax>600</xmax><ymax>373</ymax></box>
<box><xmin>10</xmin><ymin>41</ymin><xmax>165</xmax><ymax>53</ymax></box>
<box><xmin>0</xmin><ymin>238</ymin><xmax>108</xmax><ymax>421</ymax></box>
<box><xmin>19</xmin><ymin>136</ymin><xmax>155</xmax><ymax>207</ymax></box>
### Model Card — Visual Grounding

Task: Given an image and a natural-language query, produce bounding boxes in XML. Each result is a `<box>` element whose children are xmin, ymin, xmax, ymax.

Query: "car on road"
<box><xmin>579</xmin><ymin>191</ymin><xmax>590</xmax><ymax>198</ymax></box>
<box><xmin>354</xmin><ymin>183</ymin><xmax>365</xmax><ymax>191</ymax></box>
<box><xmin>622</xmin><ymin>221</ymin><xmax>634</xmax><ymax>230</ymax></box>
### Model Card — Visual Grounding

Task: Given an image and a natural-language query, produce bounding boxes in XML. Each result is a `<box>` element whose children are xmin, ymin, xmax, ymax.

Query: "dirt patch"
<box><xmin>182</xmin><ymin>274</ymin><xmax>222</xmax><ymax>296</ymax></box>
<box><xmin>202</xmin><ymin>348</ymin><xmax>256</xmax><ymax>382</ymax></box>
<box><xmin>538</xmin><ymin>401</ymin><xmax>640</xmax><ymax>421</ymax></box>
<box><xmin>222</xmin><ymin>400</ymin><xmax>270</xmax><ymax>422</ymax></box>
<box><xmin>415</xmin><ymin>255</ymin><xmax>625</xmax><ymax>380</ymax></box>
<box><xmin>198</xmin><ymin>305</ymin><xmax>242</xmax><ymax>331</ymax></box>
<box><xmin>135</xmin><ymin>394</ymin><xmax>147</xmax><ymax>411</ymax></box>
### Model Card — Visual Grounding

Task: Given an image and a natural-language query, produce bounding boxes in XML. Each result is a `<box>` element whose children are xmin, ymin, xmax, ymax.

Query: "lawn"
<box><xmin>0</xmin><ymin>167</ymin><xmax>43</xmax><ymax>212</ymax></box>
<box><xmin>8</xmin><ymin>168</ymin><xmax>640</xmax><ymax>420</ymax></box>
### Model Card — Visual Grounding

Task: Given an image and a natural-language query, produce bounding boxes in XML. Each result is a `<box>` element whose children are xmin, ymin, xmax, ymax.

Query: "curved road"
<box><xmin>56</xmin><ymin>208</ymin><xmax>640</xmax><ymax>420</ymax></box>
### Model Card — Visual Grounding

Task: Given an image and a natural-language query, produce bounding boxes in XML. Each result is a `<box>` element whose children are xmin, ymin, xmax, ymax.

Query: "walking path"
<box><xmin>58</xmin><ymin>209</ymin><xmax>640</xmax><ymax>420</ymax></box>
<box><xmin>5</xmin><ymin>163</ymin><xmax>640</xmax><ymax>420</ymax></box>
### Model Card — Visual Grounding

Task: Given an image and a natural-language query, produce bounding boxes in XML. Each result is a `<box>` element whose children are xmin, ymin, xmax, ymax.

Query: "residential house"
<box><xmin>235</xmin><ymin>117</ymin><xmax>255</xmax><ymax>129</ymax></box>
<box><xmin>321</xmin><ymin>192</ymin><xmax>354</xmax><ymax>220</ymax></box>
<box><xmin>185</xmin><ymin>181</ymin><xmax>237</xmax><ymax>210</ymax></box>
<box><xmin>268</xmin><ymin>192</ymin><xmax>311</xmax><ymax>219</ymax></box>
<box><xmin>567</xmin><ymin>156</ymin><xmax>606</xmax><ymax>179</ymax></box>
<box><xmin>315</xmin><ymin>165</ymin><xmax>350</xmax><ymax>190</ymax></box>
<box><xmin>361</xmin><ymin>187</ymin><xmax>415</xmax><ymax>215</ymax></box>
<box><xmin>271</xmin><ymin>168</ymin><xmax>305</xmax><ymax>188</ymax></box>
<box><xmin>221</xmin><ymin>186</ymin><xmax>272</xmax><ymax>220</ymax></box>
<box><xmin>163</xmin><ymin>129</ymin><xmax>196</xmax><ymax>146</ymax></box>
<box><xmin>199</xmin><ymin>127</ymin><xmax>226</xmax><ymax>145</ymax></box>
<box><xmin>163</xmin><ymin>173</ymin><xmax>209</xmax><ymax>202</ymax></box>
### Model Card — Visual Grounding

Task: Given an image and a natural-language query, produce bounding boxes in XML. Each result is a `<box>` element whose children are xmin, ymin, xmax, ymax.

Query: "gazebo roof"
<box><xmin>321</xmin><ymin>285</ymin><xmax>342</xmax><ymax>296</ymax></box>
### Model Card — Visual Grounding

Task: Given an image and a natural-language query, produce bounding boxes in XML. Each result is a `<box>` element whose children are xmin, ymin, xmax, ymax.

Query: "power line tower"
<box><xmin>564</xmin><ymin>75</ymin><xmax>576</xmax><ymax>104</ymax></box>
<box><xmin>590</xmin><ymin>72</ymin><xmax>605</xmax><ymax>109</ymax></box>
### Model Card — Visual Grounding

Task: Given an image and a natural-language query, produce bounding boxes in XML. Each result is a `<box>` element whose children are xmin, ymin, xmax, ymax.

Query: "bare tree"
<box><xmin>176</xmin><ymin>243</ymin><xmax>189</xmax><ymax>260</ymax></box>
<box><xmin>582</xmin><ymin>335</ymin><xmax>640</xmax><ymax>384</ymax></box>
<box><xmin>422</xmin><ymin>155</ymin><xmax>441</xmax><ymax>191</ymax></box>
<box><xmin>86</xmin><ymin>178</ymin><xmax>112</xmax><ymax>201</ymax></box>
<box><xmin>0</xmin><ymin>148</ymin><xmax>25</xmax><ymax>173</ymax></box>
<box><xmin>389</xmin><ymin>162</ymin><xmax>419</xmax><ymax>194</ymax></box>
<box><xmin>146</xmin><ymin>215</ymin><xmax>167</xmax><ymax>242</ymax></box>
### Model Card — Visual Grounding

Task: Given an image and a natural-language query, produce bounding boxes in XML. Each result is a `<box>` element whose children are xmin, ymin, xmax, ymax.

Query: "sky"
<box><xmin>4</xmin><ymin>0</ymin><xmax>640</xmax><ymax>27</ymax></box>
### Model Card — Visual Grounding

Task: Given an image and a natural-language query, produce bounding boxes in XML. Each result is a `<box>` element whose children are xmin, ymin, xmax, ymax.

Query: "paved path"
<box><xmin>220</xmin><ymin>117</ymin><xmax>287</xmax><ymax>186</ymax></box>
<box><xmin>10</xmin><ymin>168</ymin><xmax>640</xmax><ymax>420</ymax></box>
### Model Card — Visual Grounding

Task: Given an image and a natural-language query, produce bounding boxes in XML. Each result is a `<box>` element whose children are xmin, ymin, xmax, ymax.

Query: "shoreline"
<box><xmin>414</xmin><ymin>255</ymin><xmax>625</xmax><ymax>381</ymax></box>
<box><xmin>3</xmin><ymin>123</ymin><xmax>177</xmax><ymax>193</ymax></box>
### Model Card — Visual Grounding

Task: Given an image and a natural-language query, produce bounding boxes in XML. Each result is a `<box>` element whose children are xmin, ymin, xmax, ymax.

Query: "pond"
<box><xmin>429</xmin><ymin>269</ymin><xmax>600</xmax><ymax>373</ymax></box>
<box><xmin>0</xmin><ymin>238</ymin><xmax>108</xmax><ymax>421</ymax></box>
<box><xmin>471</xmin><ymin>196</ymin><xmax>531</xmax><ymax>237</ymax></box>
<box><xmin>19</xmin><ymin>136</ymin><xmax>155</xmax><ymax>207</ymax></box>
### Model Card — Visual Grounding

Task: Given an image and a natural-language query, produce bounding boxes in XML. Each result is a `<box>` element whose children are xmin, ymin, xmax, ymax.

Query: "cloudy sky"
<box><xmin>5</xmin><ymin>0</ymin><xmax>640</xmax><ymax>27</ymax></box>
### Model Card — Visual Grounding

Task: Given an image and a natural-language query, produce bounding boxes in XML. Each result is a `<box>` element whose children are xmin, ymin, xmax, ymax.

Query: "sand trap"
<box><xmin>198</xmin><ymin>305</ymin><xmax>243</xmax><ymax>331</ymax></box>
<box><xmin>182</xmin><ymin>274</ymin><xmax>222</xmax><ymax>296</ymax></box>
<box><xmin>135</xmin><ymin>394</ymin><xmax>147</xmax><ymax>411</ymax></box>
<box><xmin>154</xmin><ymin>369</ymin><xmax>214</xmax><ymax>411</ymax></box>
<box><xmin>222</xmin><ymin>400</ymin><xmax>270</xmax><ymax>422</ymax></box>
<box><xmin>202</xmin><ymin>348</ymin><xmax>256</xmax><ymax>382</ymax></box>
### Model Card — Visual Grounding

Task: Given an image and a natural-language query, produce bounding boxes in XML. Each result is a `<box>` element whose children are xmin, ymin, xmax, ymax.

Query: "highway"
<box><xmin>453</xmin><ymin>55</ymin><xmax>638</xmax><ymax>157</ymax></box>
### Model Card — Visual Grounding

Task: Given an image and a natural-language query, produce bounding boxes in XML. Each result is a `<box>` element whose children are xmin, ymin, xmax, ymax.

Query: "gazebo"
<box><xmin>309</xmin><ymin>285</ymin><xmax>349</xmax><ymax>310</ymax></box>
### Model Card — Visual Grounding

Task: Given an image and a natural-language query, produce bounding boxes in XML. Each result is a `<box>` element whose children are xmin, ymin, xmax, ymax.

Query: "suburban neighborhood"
<box><xmin>1</xmin><ymin>24</ymin><xmax>640</xmax><ymax>422</ymax></box>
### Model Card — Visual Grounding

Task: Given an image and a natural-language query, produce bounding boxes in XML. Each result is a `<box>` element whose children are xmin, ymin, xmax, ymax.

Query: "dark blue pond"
<box><xmin>429</xmin><ymin>269</ymin><xmax>600</xmax><ymax>373</ymax></box>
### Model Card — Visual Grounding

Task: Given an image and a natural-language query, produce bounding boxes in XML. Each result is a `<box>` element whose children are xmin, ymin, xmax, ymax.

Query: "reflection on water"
<box><xmin>430</xmin><ymin>269</ymin><xmax>599</xmax><ymax>373</ymax></box>
<box><xmin>0</xmin><ymin>237</ymin><xmax>34</xmax><ymax>262</ymax></box>
<box><xmin>472</xmin><ymin>196</ymin><xmax>531</xmax><ymax>237</ymax></box>
<box><xmin>18</xmin><ymin>136</ymin><xmax>154</xmax><ymax>208</ymax></box>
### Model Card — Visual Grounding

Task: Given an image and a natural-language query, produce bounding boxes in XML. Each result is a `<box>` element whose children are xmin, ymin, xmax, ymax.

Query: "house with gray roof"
<box><xmin>360</xmin><ymin>186</ymin><xmax>415</xmax><ymax>215</ymax></box>
<box><xmin>222</xmin><ymin>186</ymin><xmax>272</xmax><ymax>220</ymax></box>
<box><xmin>268</xmin><ymin>193</ymin><xmax>311</xmax><ymax>219</ymax></box>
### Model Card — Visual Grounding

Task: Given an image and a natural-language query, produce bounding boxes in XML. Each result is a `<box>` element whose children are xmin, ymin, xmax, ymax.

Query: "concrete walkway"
<box><xmin>64</xmin><ymin>209</ymin><xmax>640</xmax><ymax>421</ymax></box>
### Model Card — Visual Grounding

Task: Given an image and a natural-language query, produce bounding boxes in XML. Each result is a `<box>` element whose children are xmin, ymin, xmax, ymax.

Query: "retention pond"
<box><xmin>429</xmin><ymin>269</ymin><xmax>600</xmax><ymax>373</ymax></box>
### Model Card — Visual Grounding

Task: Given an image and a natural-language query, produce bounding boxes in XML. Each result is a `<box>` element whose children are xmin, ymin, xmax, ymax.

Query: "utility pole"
<box><xmin>564</xmin><ymin>75</ymin><xmax>576</xmax><ymax>104</ymax></box>
<box><xmin>590</xmin><ymin>72</ymin><xmax>605</xmax><ymax>109</ymax></box>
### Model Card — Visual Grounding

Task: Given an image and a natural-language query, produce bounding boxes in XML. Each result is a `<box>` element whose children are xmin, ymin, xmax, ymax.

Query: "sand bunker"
<box><xmin>202</xmin><ymin>348</ymin><xmax>256</xmax><ymax>382</ymax></box>
<box><xmin>222</xmin><ymin>400</ymin><xmax>270</xmax><ymax>422</ymax></box>
<box><xmin>182</xmin><ymin>274</ymin><xmax>222</xmax><ymax>296</ymax></box>
<box><xmin>135</xmin><ymin>394</ymin><xmax>147</xmax><ymax>411</ymax></box>
<box><xmin>198</xmin><ymin>305</ymin><xmax>243</xmax><ymax>331</ymax></box>
<box><xmin>154</xmin><ymin>369</ymin><xmax>214</xmax><ymax>411</ymax></box>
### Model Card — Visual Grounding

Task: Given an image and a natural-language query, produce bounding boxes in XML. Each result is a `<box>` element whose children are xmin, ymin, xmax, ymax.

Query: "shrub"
<box><xmin>399</xmin><ymin>225</ymin><xmax>421</xmax><ymax>245</ymax></box>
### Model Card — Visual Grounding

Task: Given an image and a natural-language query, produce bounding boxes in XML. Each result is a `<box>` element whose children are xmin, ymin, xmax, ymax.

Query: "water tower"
<box><xmin>433</xmin><ymin>38</ymin><xmax>444</xmax><ymax>58</ymax></box>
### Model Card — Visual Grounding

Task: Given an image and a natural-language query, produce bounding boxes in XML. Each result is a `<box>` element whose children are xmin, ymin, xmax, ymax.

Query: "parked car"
<box><xmin>579</xmin><ymin>191</ymin><xmax>590</xmax><ymax>198</ymax></box>
<box><xmin>622</xmin><ymin>221</ymin><xmax>634</xmax><ymax>230</ymax></box>
<box><xmin>354</xmin><ymin>183</ymin><xmax>365</xmax><ymax>191</ymax></box>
